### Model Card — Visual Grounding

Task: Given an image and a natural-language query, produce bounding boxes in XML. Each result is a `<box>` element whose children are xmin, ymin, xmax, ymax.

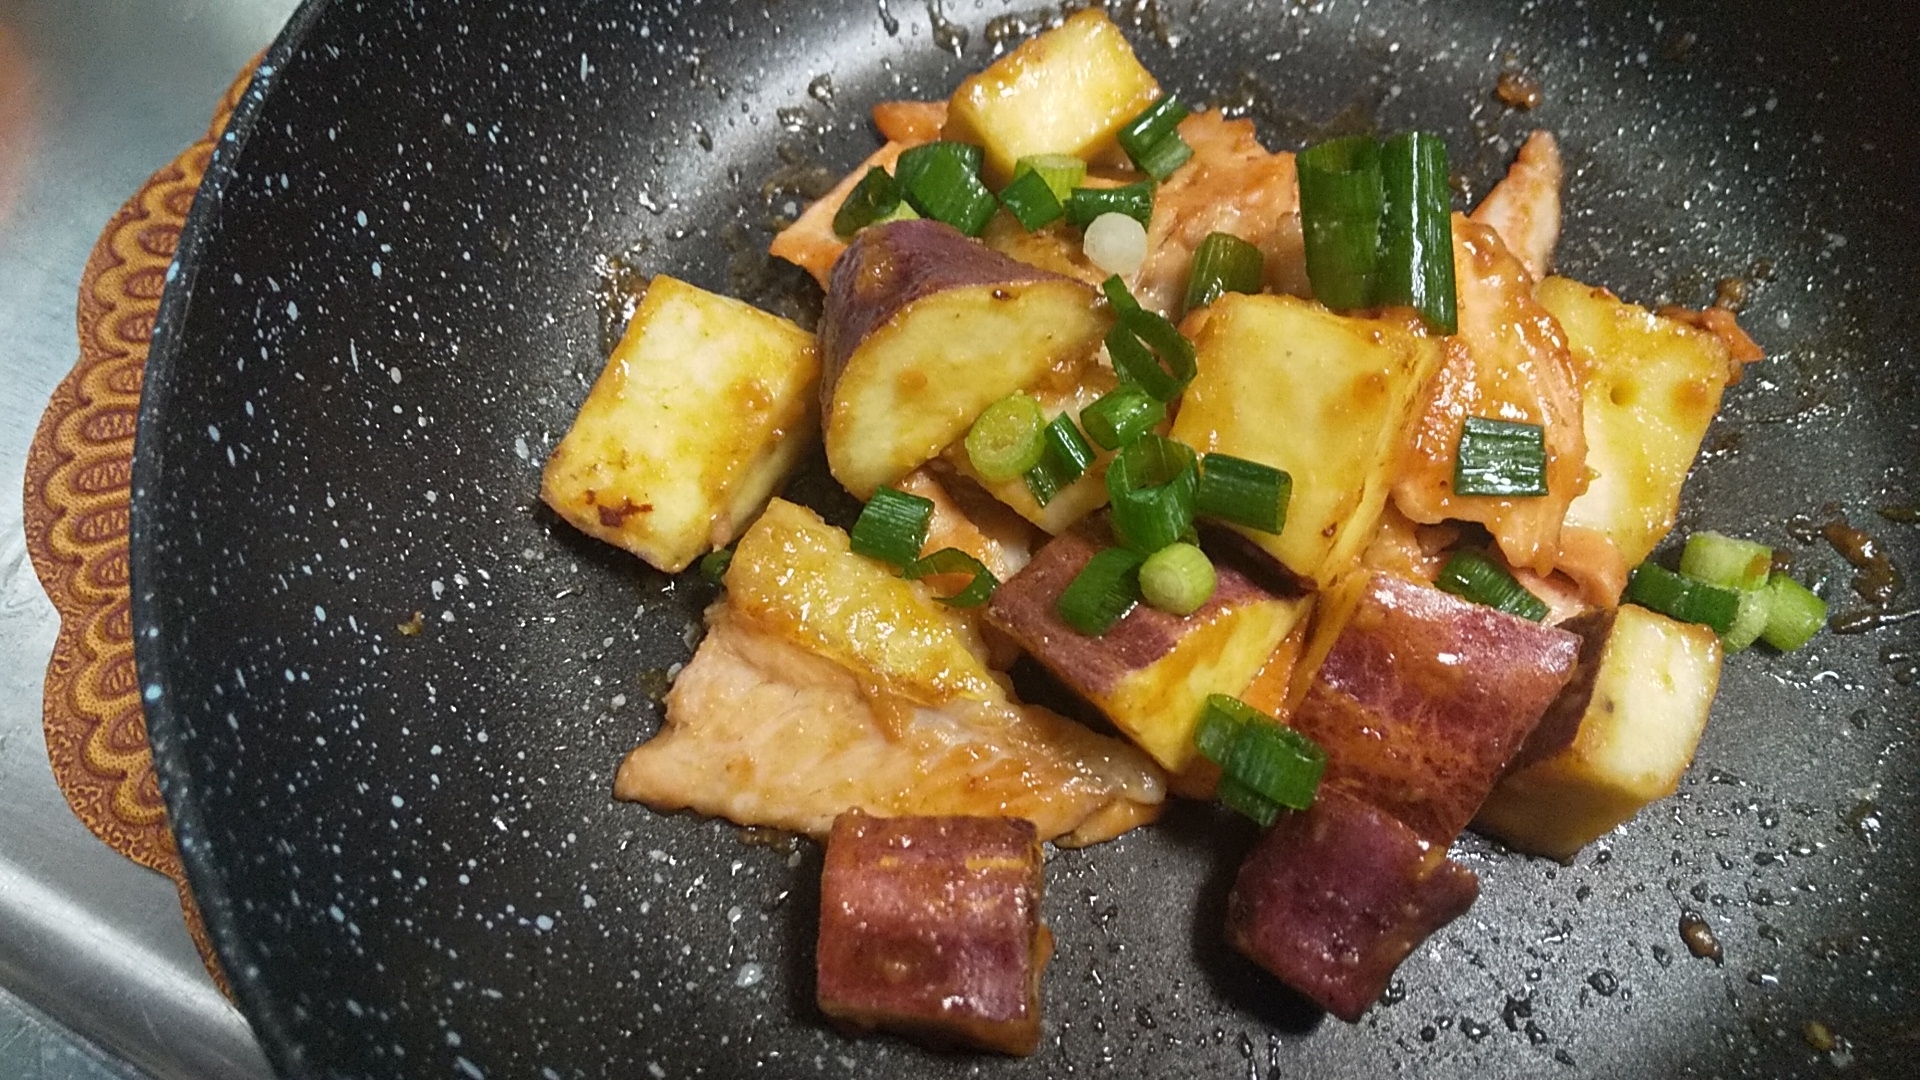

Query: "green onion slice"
<box><xmin>1195</xmin><ymin>694</ymin><xmax>1326</xmax><ymax>813</ymax></box>
<box><xmin>1377</xmin><ymin>131</ymin><xmax>1458</xmax><ymax>334</ymax></box>
<box><xmin>1012</xmin><ymin>153</ymin><xmax>1087</xmax><ymax>202</ymax></box>
<box><xmin>1023</xmin><ymin>413</ymin><xmax>1096</xmax><ymax>506</ymax></box>
<box><xmin>1679</xmin><ymin>530</ymin><xmax>1774</xmax><ymax>593</ymax></box>
<box><xmin>1214</xmin><ymin>775</ymin><xmax>1281</xmax><ymax>828</ymax></box>
<box><xmin>1196</xmin><ymin>453</ymin><xmax>1291</xmax><ymax>534</ymax></box>
<box><xmin>1722</xmin><ymin>587</ymin><xmax>1772</xmax><ymax>653</ymax></box>
<box><xmin>1297</xmin><ymin>134</ymin><xmax>1385</xmax><ymax>312</ymax></box>
<box><xmin>1067</xmin><ymin>181</ymin><xmax>1155</xmax><ymax>229</ymax></box>
<box><xmin>1056</xmin><ymin>545</ymin><xmax>1144</xmax><ymax>636</ymax></box>
<box><xmin>698</xmin><ymin>548</ymin><xmax>734</xmax><ymax>584</ymax></box>
<box><xmin>965</xmin><ymin>393</ymin><xmax>1047</xmax><ymax>483</ymax></box>
<box><xmin>1453</xmin><ymin>415</ymin><xmax>1549</xmax><ymax>497</ymax></box>
<box><xmin>1623</xmin><ymin>561</ymin><xmax>1741</xmax><ymax>634</ymax></box>
<box><xmin>893</xmin><ymin>141</ymin><xmax>997</xmax><ymax>237</ymax></box>
<box><xmin>1760</xmin><ymin>572</ymin><xmax>1826</xmax><ymax>651</ymax></box>
<box><xmin>1139</xmin><ymin>541</ymin><xmax>1216</xmax><ymax>616</ymax></box>
<box><xmin>832</xmin><ymin>167</ymin><xmax>904</xmax><ymax>238</ymax></box>
<box><xmin>1106</xmin><ymin>434</ymin><xmax>1199</xmax><ymax>554</ymax></box>
<box><xmin>997</xmin><ymin>168</ymin><xmax>1065</xmax><ymax>231</ymax></box>
<box><xmin>904</xmin><ymin>547</ymin><xmax>999</xmax><ymax>609</ymax></box>
<box><xmin>849</xmin><ymin>486</ymin><xmax>934</xmax><ymax>569</ymax></box>
<box><xmin>1118</xmin><ymin>96</ymin><xmax>1193</xmax><ymax>181</ymax></box>
<box><xmin>1101</xmin><ymin>280</ymin><xmax>1197</xmax><ymax>402</ymax></box>
<box><xmin>1080</xmin><ymin>383</ymin><xmax>1167</xmax><ymax>451</ymax></box>
<box><xmin>1184</xmin><ymin>231</ymin><xmax>1265</xmax><ymax>312</ymax></box>
<box><xmin>1434</xmin><ymin>548</ymin><xmax>1549</xmax><ymax>621</ymax></box>
<box><xmin>1101</xmin><ymin>273</ymin><xmax>1142</xmax><ymax>315</ymax></box>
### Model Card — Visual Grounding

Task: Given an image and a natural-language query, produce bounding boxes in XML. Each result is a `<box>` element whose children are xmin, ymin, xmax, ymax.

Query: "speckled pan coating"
<box><xmin>132</xmin><ymin>1</ymin><xmax>1919</xmax><ymax>1078</ymax></box>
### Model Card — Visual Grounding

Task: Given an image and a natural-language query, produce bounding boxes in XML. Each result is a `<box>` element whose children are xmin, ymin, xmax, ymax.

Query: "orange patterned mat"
<box><xmin>21</xmin><ymin>60</ymin><xmax>261</xmax><ymax>999</ymax></box>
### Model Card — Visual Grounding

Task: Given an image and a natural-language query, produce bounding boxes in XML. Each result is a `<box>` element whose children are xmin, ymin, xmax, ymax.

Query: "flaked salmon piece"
<box><xmin>615</xmin><ymin>608</ymin><xmax>1165</xmax><ymax>847</ymax></box>
<box><xmin>872</xmin><ymin>100</ymin><xmax>948</xmax><ymax>144</ymax></box>
<box><xmin>1470</xmin><ymin>131</ymin><xmax>1563</xmax><ymax>282</ymax></box>
<box><xmin>1133</xmin><ymin>111</ymin><xmax>1306</xmax><ymax>316</ymax></box>
<box><xmin>1391</xmin><ymin>216</ymin><xmax>1587</xmax><ymax>577</ymax></box>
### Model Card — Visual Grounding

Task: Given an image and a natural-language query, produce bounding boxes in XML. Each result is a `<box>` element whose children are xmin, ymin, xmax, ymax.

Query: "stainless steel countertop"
<box><xmin>1</xmin><ymin>1</ymin><xmax>298</xmax><ymax>1077</ymax></box>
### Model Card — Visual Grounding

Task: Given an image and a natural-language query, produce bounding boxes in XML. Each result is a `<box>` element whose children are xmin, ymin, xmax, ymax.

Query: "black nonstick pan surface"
<box><xmin>132</xmin><ymin>1</ymin><xmax>1918</xmax><ymax>1077</ymax></box>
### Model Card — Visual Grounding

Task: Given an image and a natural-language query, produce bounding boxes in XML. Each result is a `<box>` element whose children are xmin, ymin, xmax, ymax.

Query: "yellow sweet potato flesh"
<box><xmin>726</xmin><ymin>498</ymin><xmax>1002</xmax><ymax>707</ymax></box>
<box><xmin>1474</xmin><ymin>605</ymin><xmax>1722</xmax><ymax>861</ymax></box>
<box><xmin>1101</xmin><ymin>594</ymin><xmax>1308</xmax><ymax>774</ymax></box>
<box><xmin>942</xmin><ymin>9</ymin><xmax>1160</xmax><ymax>186</ymax></box>
<box><xmin>825</xmin><ymin>278</ymin><xmax>1105</xmax><ymax>501</ymax></box>
<box><xmin>1538</xmin><ymin>276</ymin><xmax>1735</xmax><ymax>568</ymax></box>
<box><xmin>942</xmin><ymin>369</ymin><xmax>1118</xmax><ymax>534</ymax></box>
<box><xmin>1169</xmin><ymin>293</ymin><xmax>1442</xmax><ymax>590</ymax></box>
<box><xmin>541</xmin><ymin>276</ymin><xmax>818</xmax><ymax>573</ymax></box>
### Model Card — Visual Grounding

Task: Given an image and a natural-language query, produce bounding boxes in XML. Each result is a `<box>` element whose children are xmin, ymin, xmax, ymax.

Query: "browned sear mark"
<box><xmin>597</xmin><ymin>498</ymin><xmax>652</xmax><ymax>528</ymax></box>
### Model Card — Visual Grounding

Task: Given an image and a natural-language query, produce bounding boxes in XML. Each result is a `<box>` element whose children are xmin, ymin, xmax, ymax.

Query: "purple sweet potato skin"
<box><xmin>816</xmin><ymin>811</ymin><xmax>1050</xmax><ymax>1055</ymax></box>
<box><xmin>1226</xmin><ymin>789</ymin><xmax>1480</xmax><ymax>1022</ymax></box>
<box><xmin>985</xmin><ymin>516</ymin><xmax>1281</xmax><ymax>701</ymax></box>
<box><xmin>1289</xmin><ymin>572</ymin><xmax>1581</xmax><ymax>845</ymax></box>
<box><xmin>818</xmin><ymin>219</ymin><xmax>1066</xmax><ymax>403</ymax></box>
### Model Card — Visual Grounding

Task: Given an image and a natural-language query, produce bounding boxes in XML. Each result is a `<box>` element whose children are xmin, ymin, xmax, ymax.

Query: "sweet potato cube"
<box><xmin>1169</xmin><ymin>294</ymin><xmax>1442</xmax><ymax>590</ymax></box>
<box><xmin>726</xmin><ymin>498</ymin><xmax>1002</xmax><ymax>706</ymax></box>
<box><xmin>985</xmin><ymin>519</ymin><xmax>1307</xmax><ymax>774</ymax></box>
<box><xmin>819</xmin><ymin>220</ymin><xmax>1106</xmax><ymax>500</ymax></box>
<box><xmin>1538</xmin><ymin>276</ymin><xmax>1737</xmax><ymax>568</ymax></box>
<box><xmin>817</xmin><ymin>812</ymin><xmax>1051</xmax><ymax>1055</ymax></box>
<box><xmin>541</xmin><ymin>275</ymin><xmax>818</xmax><ymax>573</ymax></box>
<box><xmin>1286</xmin><ymin>572</ymin><xmax>1580</xmax><ymax>845</ymax></box>
<box><xmin>1475</xmin><ymin>605</ymin><xmax>1722</xmax><ymax>861</ymax></box>
<box><xmin>942</xmin><ymin>10</ymin><xmax>1160</xmax><ymax>186</ymax></box>
<box><xmin>1227</xmin><ymin>789</ymin><xmax>1480</xmax><ymax>1022</ymax></box>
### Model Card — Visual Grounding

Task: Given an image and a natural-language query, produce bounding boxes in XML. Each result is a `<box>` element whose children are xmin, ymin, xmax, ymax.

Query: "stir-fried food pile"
<box><xmin>540</xmin><ymin>10</ymin><xmax>1824</xmax><ymax>1055</ymax></box>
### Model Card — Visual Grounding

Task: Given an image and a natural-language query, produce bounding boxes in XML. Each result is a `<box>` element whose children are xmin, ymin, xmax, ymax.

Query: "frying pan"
<box><xmin>131</xmin><ymin>0</ymin><xmax>1919</xmax><ymax>1076</ymax></box>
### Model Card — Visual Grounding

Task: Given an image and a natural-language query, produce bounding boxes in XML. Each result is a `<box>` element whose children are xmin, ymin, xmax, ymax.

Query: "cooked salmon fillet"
<box><xmin>614</xmin><ymin>608</ymin><xmax>1164</xmax><ymax>846</ymax></box>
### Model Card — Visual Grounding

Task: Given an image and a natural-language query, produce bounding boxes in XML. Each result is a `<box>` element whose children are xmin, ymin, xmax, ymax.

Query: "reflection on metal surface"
<box><xmin>0</xmin><ymin>1</ymin><xmax>299</xmax><ymax>1078</ymax></box>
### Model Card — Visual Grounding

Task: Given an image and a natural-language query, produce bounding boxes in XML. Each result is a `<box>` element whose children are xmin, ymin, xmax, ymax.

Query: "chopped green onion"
<box><xmin>1453</xmin><ymin>415</ymin><xmax>1549</xmax><ymax>497</ymax></box>
<box><xmin>893</xmin><ymin>141</ymin><xmax>997</xmax><ymax>237</ymax></box>
<box><xmin>1134</xmin><ymin>137</ymin><xmax>1194</xmax><ymax>183</ymax></box>
<box><xmin>1297</xmin><ymin>134</ymin><xmax>1385</xmax><ymax>312</ymax></box>
<box><xmin>1012</xmin><ymin>153</ymin><xmax>1087</xmax><ymax>202</ymax></box>
<box><xmin>1066</xmin><ymin>181</ymin><xmax>1155</xmax><ymax>229</ymax></box>
<box><xmin>1106</xmin><ymin>434</ymin><xmax>1199</xmax><ymax>554</ymax></box>
<box><xmin>832</xmin><ymin>167</ymin><xmax>905</xmax><ymax>238</ymax></box>
<box><xmin>1023</xmin><ymin>413</ymin><xmax>1095</xmax><ymax>506</ymax></box>
<box><xmin>1680</xmin><ymin>531</ymin><xmax>1774</xmax><ymax>592</ymax></box>
<box><xmin>1760</xmin><ymin>572</ymin><xmax>1826</xmax><ymax>651</ymax></box>
<box><xmin>904</xmin><ymin>547</ymin><xmax>999</xmax><ymax>609</ymax></box>
<box><xmin>1195</xmin><ymin>695</ymin><xmax>1326</xmax><ymax>814</ymax></box>
<box><xmin>849</xmin><ymin>486</ymin><xmax>934</xmax><ymax>569</ymax></box>
<box><xmin>1377</xmin><ymin>132</ymin><xmax>1457</xmax><ymax>334</ymax></box>
<box><xmin>997</xmin><ymin>168</ymin><xmax>1065</xmax><ymax>231</ymax></box>
<box><xmin>1434</xmin><ymin>548</ymin><xmax>1549</xmax><ymax>621</ymax></box>
<box><xmin>1214</xmin><ymin>775</ymin><xmax>1281</xmax><ymax>828</ymax></box>
<box><xmin>1056</xmin><ymin>546</ymin><xmax>1144</xmax><ymax>636</ymax></box>
<box><xmin>1624</xmin><ymin>561</ymin><xmax>1740</xmax><ymax>634</ymax></box>
<box><xmin>1139</xmin><ymin>541</ymin><xmax>1216</xmax><ymax>615</ymax></box>
<box><xmin>1080</xmin><ymin>383</ymin><xmax>1167</xmax><ymax>451</ymax></box>
<box><xmin>1196</xmin><ymin>453</ymin><xmax>1290</xmax><ymax>534</ymax></box>
<box><xmin>965</xmin><ymin>393</ymin><xmax>1047</xmax><ymax>483</ymax></box>
<box><xmin>1183</xmin><ymin>231</ymin><xmax>1265</xmax><ymax>312</ymax></box>
<box><xmin>1040</xmin><ymin>413</ymin><xmax>1096</xmax><ymax>480</ymax></box>
<box><xmin>1722</xmin><ymin>587</ymin><xmax>1772</xmax><ymax>653</ymax></box>
<box><xmin>698</xmin><ymin>548</ymin><xmax>733</xmax><ymax>584</ymax></box>
<box><xmin>1118</xmin><ymin>96</ymin><xmax>1193</xmax><ymax>181</ymax></box>
<box><xmin>1101</xmin><ymin>273</ymin><xmax>1142</xmax><ymax>315</ymax></box>
<box><xmin>1105</xmin><ymin>303</ymin><xmax>1198</xmax><ymax>403</ymax></box>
